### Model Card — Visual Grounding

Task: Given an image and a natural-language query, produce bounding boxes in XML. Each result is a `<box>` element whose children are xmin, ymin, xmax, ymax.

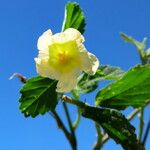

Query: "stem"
<box><xmin>62</xmin><ymin>95</ymin><xmax>86</xmax><ymax>108</ymax></box>
<box><xmin>93</xmin><ymin>123</ymin><xmax>103</xmax><ymax>150</ymax></box>
<box><xmin>142</xmin><ymin>117</ymin><xmax>150</xmax><ymax>145</ymax></box>
<box><xmin>71</xmin><ymin>91</ymin><xmax>81</xmax><ymax>130</ymax></box>
<box><xmin>138</xmin><ymin>51</ymin><xmax>147</xmax><ymax>142</ymax></box>
<box><xmin>127</xmin><ymin>108</ymin><xmax>142</xmax><ymax>121</ymax></box>
<box><xmin>51</xmin><ymin>110</ymin><xmax>73</xmax><ymax>148</ymax></box>
<box><xmin>71</xmin><ymin>90</ymin><xmax>80</xmax><ymax>100</ymax></box>
<box><xmin>62</xmin><ymin>96</ymin><xmax>107</xmax><ymax>149</ymax></box>
<box><xmin>139</xmin><ymin>52</ymin><xmax>147</xmax><ymax>65</ymax></box>
<box><xmin>61</xmin><ymin>95</ymin><xmax>87</xmax><ymax>149</ymax></box>
<box><xmin>101</xmin><ymin>133</ymin><xmax>109</xmax><ymax>146</ymax></box>
<box><xmin>62</xmin><ymin>102</ymin><xmax>77</xmax><ymax>150</ymax></box>
<box><xmin>94</xmin><ymin>132</ymin><xmax>109</xmax><ymax>149</ymax></box>
<box><xmin>138</xmin><ymin>46</ymin><xmax>149</xmax><ymax>142</ymax></box>
<box><xmin>73</xmin><ymin>108</ymin><xmax>81</xmax><ymax>130</ymax></box>
<box><xmin>127</xmin><ymin>100</ymin><xmax>150</xmax><ymax>121</ymax></box>
<box><xmin>139</xmin><ymin>108</ymin><xmax>144</xmax><ymax>141</ymax></box>
<box><xmin>9</xmin><ymin>73</ymin><xmax>27</xmax><ymax>83</ymax></box>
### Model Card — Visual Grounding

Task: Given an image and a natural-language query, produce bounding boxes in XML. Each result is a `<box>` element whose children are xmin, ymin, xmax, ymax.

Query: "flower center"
<box><xmin>58</xmin><ymin>51</ymin><xmax>69</xmax><ymax>64</ymax></box>
<box><xmin>48</xmin><ymin>41</ymin><xmax>81</xmax><ymax>73</ymax></box>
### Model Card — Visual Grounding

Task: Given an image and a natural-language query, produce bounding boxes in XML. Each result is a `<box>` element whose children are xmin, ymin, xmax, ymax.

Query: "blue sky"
<box><xmin>1</xmin><ymin>0</ymin><xmax>150</xmax><ymax>149</ymax></box>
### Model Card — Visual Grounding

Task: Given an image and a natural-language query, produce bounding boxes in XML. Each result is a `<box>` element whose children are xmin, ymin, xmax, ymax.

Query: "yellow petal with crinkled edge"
<box><xmin>35</xmin><ymin>28</ymin><xmax>99</xmax><ymax>92</ymax></box>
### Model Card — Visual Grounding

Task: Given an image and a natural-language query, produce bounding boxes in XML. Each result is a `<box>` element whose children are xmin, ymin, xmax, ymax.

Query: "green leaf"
<box><xmin>62</xmin><ymin>2</ymin><xmax>86</xmax><ymax>34</ymax></box>
<box><xmin>19</xmin><ymin>76</ymin><xmax>58</xmax><ymax>117</ymax></box>
<box><xmin>76</xmin><ymin>65</ymin><xmax>124</xmax><ymax>94</ymax></box>
<box><xmin>82</xmin><ymin>106</ymin><xmax>144</xmax><ymax>150</ymax></box>
<box><xmin>96</xmin><ymin>65</ymin><xmax>150</xmax><ymax>109</ymax></box>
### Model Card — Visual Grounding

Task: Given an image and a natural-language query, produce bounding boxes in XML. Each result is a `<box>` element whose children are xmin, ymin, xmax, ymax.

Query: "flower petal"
<box><xmin>37</xmin><ymin>29</ymin><xmax>53</xmax><ymax>51</ymax></box>
<box><xmin>52</xmin><ymin>28</ymin><xmax>84</xmax><ymax>44</ymax></box>
<box><xmin>34</xmin><ymin>58</ymin><xmax>60</xmax><ymax>80</ymax></box>
<box><xmin>80</xmin><ymin>51</ymin><xmax>99</xmax><ymax>75</ymax></box>
<box><xmin>64</xmin><ymin>28</ymin><xmax>84</xmax><ymax>43</ymax></box>
<box><xmin>56</xmin><ymin>77</ymin><xmax>78</xmax><ymax>92</ymax></box>
<box><xmin>56</xmin><ymin>68</ymin><xmax>82</xmax><ymax>92</ymax></box>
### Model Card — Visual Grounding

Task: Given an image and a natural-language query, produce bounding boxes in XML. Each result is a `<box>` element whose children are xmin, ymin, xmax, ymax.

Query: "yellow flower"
<box><xmin>35</xmin><ymin>28</ymin><xmax>99</xmax><ymax>92</ymax></box>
